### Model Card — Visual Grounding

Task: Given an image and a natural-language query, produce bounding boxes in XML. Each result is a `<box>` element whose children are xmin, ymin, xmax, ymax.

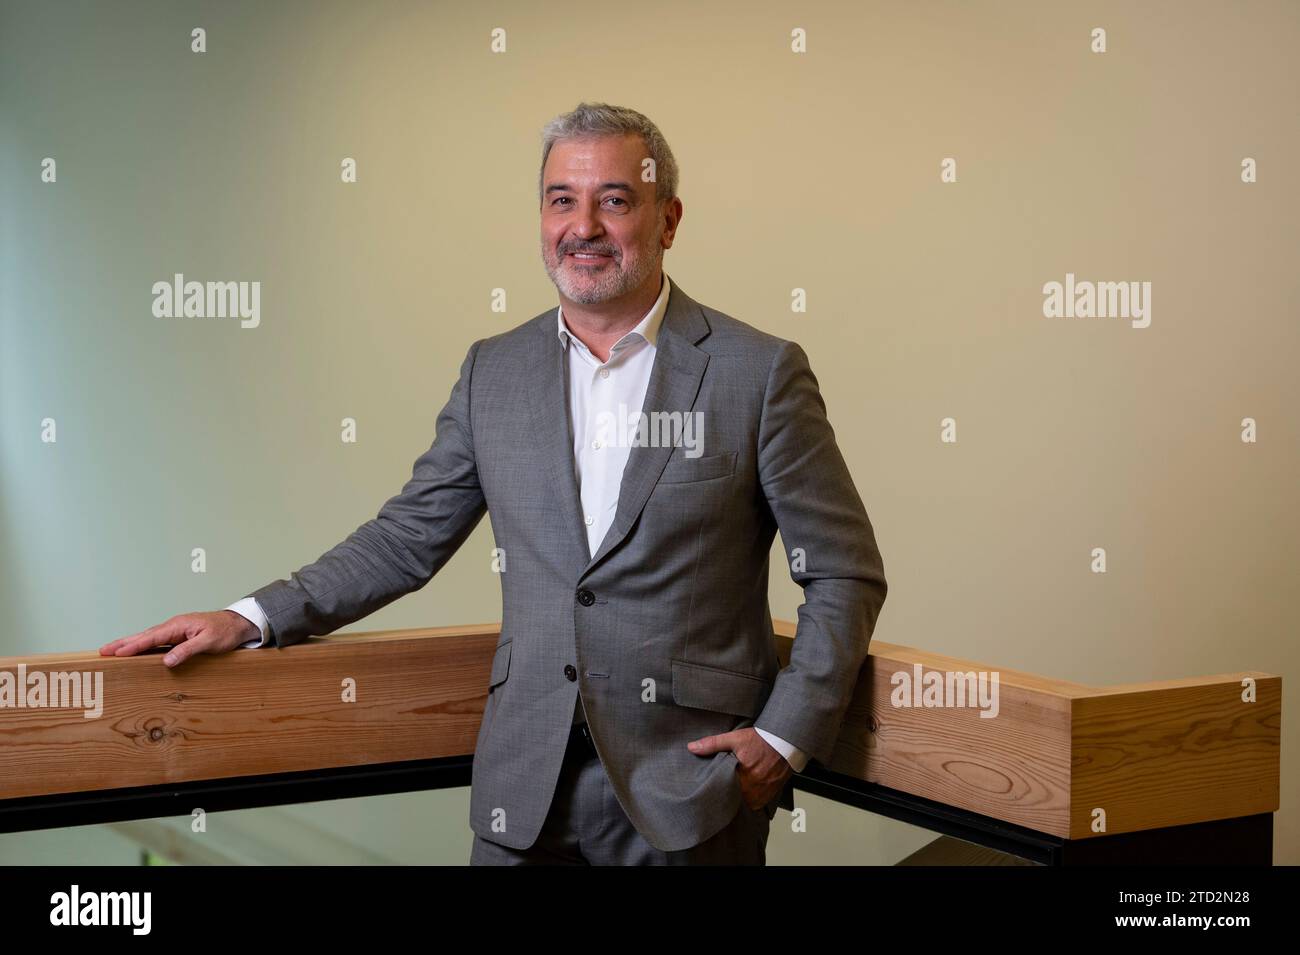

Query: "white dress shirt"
<box><xmin>227</xmin><ymin>271</ymin><xmax>808</xmax><ymax>772</ymax></box>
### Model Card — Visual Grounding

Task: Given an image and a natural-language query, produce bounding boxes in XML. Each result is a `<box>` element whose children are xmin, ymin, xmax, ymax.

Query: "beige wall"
<box><xmin>1</xmin><ymin>0</ymin><xmax>1295</xmax><ymax>864</ymax></box>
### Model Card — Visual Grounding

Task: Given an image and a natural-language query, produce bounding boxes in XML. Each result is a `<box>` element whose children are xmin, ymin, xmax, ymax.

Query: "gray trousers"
<box><xmin>470</xmin><ymin>722</ymin><xmax>772</xmax><ymax>865</ymax></box>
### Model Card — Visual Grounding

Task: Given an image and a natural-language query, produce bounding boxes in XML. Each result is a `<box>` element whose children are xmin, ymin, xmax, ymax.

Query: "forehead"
<box><xmin>544</xmin><ymin>134</ymin><xmax>646</xmax><ymax>179</ymax></box>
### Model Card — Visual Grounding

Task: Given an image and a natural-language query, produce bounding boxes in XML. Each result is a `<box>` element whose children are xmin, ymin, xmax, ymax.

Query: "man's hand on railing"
<box><xmin>98</xmin><ymin>611</ymin><xmax>260</xmax><ymax>668</ymax></box>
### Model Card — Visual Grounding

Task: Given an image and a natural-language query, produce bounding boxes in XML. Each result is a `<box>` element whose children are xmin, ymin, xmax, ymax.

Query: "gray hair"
<box><xmin>538</xmin><ymin>102</ymin><xmax>679</xmax><ymax>207</ymax></box>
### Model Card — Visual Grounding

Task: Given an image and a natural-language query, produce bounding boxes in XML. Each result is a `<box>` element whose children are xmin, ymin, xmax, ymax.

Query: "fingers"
<box><xmin>687</xmin><ymin>733</ymin><xmax>722</xmax><ymax>755</ymax></box>
<box><xmin>687</xmin><ymin>730</ymin><xmax>743</xmax><ymax>755</ymax></box>
<box><xmin>98</xmin><ymin>616</ymin><xmax>193</xmax><ymax>659</ymax></box>
<box><xmin>161</xmin><ymin>635</ymin><xmax>208</xmax><ymax>668</ymax></box>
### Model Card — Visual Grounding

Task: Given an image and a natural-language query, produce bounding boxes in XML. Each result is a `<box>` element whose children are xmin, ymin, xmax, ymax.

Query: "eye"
<box><xmin>552</xmin><ymin>197</ymin><xmax>572</xmax><ymax>207</ymax></box>
<box><xmin>605</xmin><ymin>197</ymin><xmax>626</xmax><ymax>207</ymax></box>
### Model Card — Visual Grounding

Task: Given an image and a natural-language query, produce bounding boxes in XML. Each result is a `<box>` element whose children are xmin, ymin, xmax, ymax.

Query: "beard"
<box><xmin>541</xmin><ymin>239</ymin><xmax>662</xmax><ymax>306</ymax></box>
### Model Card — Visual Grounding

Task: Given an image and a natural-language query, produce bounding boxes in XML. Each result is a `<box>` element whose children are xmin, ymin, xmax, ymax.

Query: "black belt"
<box><xmin>568</xmin><ymin>721</ymin><xmax>597</xmax><ymax>756</ymax></box>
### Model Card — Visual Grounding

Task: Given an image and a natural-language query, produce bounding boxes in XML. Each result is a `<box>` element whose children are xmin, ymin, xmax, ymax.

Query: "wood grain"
<box><xmin>0</xmin><ymin>621</ymin><xmax>1280</xmax><ymax>840</ymax></box>
<box><xmin>771</xmin><ymin>620</ymin><xmax>1280</xmax><ymax>837</ymax></box>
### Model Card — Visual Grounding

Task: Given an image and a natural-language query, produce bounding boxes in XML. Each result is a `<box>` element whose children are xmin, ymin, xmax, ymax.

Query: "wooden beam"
<box><xmin>0</xmin><ymin>621</ymin><xmax>1280</xmax><ymax>841</ymax></box>
<box><xmin>0</xmin><ymin>623</ymin><xmax>496</xmax><ymax>800</ymax></box>
<box><xmin>770</xmin><ymin>621</ymin><xmax>1281</xmax><ymax>838</ymax></box>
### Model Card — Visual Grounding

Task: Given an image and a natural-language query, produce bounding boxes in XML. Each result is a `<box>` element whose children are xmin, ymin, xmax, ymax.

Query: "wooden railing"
<box><xmin>0</xmin><ymin>622</ymin><xmax>1280</xmax><ymax>864</ymax></box>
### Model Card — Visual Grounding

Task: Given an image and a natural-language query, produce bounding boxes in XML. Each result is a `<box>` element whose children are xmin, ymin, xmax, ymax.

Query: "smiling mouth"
<box><xmin>567</xmin><ymin>252</ymin><xmax>613</xmax><ymax>263</ymax></box>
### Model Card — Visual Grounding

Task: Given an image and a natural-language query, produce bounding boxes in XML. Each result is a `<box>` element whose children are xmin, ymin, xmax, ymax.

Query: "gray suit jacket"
<box><xmin>246</xmin><ymin>273</ymin><xmax>887</xmax><ymax>852</ymax></box>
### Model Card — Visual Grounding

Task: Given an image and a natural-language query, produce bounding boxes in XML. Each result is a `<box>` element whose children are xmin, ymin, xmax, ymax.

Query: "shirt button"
<box><xmin>564</xmin><ymin>664</ymin><xmax>578</xmax><ymax>681</ymax></box>
<box><xmin>599</xmin><ymin>368</ymin><xmax>610</xmax><ymax>379</ymax></box>
<box><xmin>591</xmin><ymin>440</ymin><xmax>601</xmax><ymax>449</ymax></box>
<box><xmin>584</xmin><ymin>515</ymin><xmax>594</xmax><ymax>525</ymax></box>
<box><xmin>576</xmin><ymin>589</ymin><xmax>595</xmax><ymax>606</ymax></box>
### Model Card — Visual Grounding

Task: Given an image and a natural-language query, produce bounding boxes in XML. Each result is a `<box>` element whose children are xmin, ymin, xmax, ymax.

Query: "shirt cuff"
<box><xmin>754</xmin><ymin>725</ymin><xmax>810</xmax><ymax>773</ymax></box>
<box><xmin>225</xmin><ymin>597</ymin><xmax>272</xmax><ymax>648</ymax></box>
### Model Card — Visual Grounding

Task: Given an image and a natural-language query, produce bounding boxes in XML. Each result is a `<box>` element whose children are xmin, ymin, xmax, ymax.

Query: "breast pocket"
<box><xmin>657</xmin><ymin>450</ymin><xmax>736</xmax><ymax>485</ymax></box>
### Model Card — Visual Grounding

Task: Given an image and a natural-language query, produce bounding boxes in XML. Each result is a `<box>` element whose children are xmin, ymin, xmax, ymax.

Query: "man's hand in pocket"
<box><xmin>686</xmin><ymin>727</ymin><xmax>792</xmax><ymax>811</ymax></box>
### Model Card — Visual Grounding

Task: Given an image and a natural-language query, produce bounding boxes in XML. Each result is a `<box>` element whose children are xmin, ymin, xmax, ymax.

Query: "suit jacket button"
<box><xmin>576</xmin><ymin>589</ymin><xmax>595</xmax><ymax>606</ymax></box>
<box><xmin>564</xmin><ymin>665</ymin><xmax>578</xmax><ymax>681</ymax></box>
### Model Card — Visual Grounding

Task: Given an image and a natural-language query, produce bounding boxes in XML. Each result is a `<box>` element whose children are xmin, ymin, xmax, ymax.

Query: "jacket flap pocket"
<box><xmin>658</xmin><ymin>450</ymin><xmax>736</xmax><ymax>485</ymax></box>
<box><xmin>671</xmin><ymin>659</ymin><xmax>773</xmax><ymax>719</ymax></box>
<box><xmin>489</xmin><ymin>640</ymin><xmax>512</xmax><ymax>689</ymax></box>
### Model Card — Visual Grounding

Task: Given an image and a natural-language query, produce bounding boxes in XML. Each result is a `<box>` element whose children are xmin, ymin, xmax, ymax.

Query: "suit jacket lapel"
<box><xmin>583</xmin><ymin>276</ymin><xmax>711</xmax><ymax>576</ymax></box>
<box><xmin>524</xmin><ymin>314</ymin><xmax>592</xmax><ymax>576</ymax></box>
<box><xmin>524</xmin><ymin>274</ymin><xmax>713</xmax><ymax>582</ymax></box>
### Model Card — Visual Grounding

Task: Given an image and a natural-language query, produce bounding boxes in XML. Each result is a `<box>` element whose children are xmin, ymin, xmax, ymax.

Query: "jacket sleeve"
<box><xmin>752</xmin><ymin>340</ymin><xmax>888</xmax><ymax>767</ymax></box>
<box><xmin>243</xmin><ymin>339</ymin><xmax>488</xmax><ymax>647</ymax></box>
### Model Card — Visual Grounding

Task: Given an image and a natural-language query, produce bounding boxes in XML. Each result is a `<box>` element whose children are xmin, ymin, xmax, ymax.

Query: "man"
<box><xmin>100</xmin><ymin>102</ymin><xmax>888</xmax><ymax>865</ymax></box>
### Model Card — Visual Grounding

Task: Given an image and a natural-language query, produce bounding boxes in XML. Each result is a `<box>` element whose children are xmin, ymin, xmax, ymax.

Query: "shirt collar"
<box><xmin>556</xmin><ymin>271</ymin><xmax>671</xmax><ymax>355</ymax></box>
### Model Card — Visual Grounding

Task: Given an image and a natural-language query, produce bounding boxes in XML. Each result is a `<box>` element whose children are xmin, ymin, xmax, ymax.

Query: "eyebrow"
<box><xmin>545</xmin><ymin>181</ymin><xmax>636</xmax><ymax>195</ymax></box>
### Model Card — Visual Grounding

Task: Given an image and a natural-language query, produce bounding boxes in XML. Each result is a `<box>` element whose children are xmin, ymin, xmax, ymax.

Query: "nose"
<box><xmin>571</xmin><ymin>199</ymin><xmax>605</xmax><ymax>241</ymax></box>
